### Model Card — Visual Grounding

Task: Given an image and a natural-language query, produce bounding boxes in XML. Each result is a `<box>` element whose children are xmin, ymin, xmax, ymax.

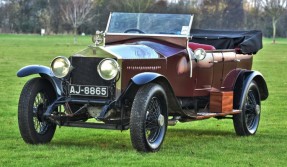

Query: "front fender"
<box><xmin>17</xmin><ymin>65</ymin><xmax>53</xmax><ymax>77</ymax></box>
<box><xmin>131</xmin><ymin>72</ymin><xmax>163</xmax><ymax>85</ymax></box>
<box><xmin>17</xmin><ymin>65</ymin><xmax>62</xmax><ymax>96</ymax></box>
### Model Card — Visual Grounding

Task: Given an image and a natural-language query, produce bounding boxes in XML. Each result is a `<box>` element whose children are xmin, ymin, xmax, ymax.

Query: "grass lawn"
<box><xmin>0</xmin><ymin>34</ymin><xmax>286</xmax><ymax>167</ymax></box>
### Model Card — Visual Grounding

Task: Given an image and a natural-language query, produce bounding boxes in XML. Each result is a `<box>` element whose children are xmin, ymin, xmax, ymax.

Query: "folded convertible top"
<box><xmin>190</xmin><ymin>29</ymin><xmax>263</xmax><ymax>54</ymax></box>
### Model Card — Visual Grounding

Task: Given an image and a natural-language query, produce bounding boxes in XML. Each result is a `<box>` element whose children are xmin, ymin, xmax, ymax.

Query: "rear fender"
<box><xmin>17</xmin><ymin>65</ymin><xmax>63</xmax><ymax>96</ymax></box>
<box><xmin>233</xmin><ymin>70</ymin><xmax>268</xmax><ymax>109</ymax></box>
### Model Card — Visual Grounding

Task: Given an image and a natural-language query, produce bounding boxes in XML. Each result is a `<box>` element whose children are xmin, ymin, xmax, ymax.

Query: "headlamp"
<box><xmin>51</xmin><ymin>56</ymin><xmax>71</xmax><ymax>78</ymax></box>
<box><xmin>97</xmin><ymin>58</ymin><xmax>120</xmax><ymax>80</ymax></box>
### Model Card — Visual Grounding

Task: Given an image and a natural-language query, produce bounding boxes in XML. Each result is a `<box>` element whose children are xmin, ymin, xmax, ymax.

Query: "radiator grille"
<box><xmin>69</xmin><ymin>57</ymin><xmax>113</xmax><ymax>86</ymax></box>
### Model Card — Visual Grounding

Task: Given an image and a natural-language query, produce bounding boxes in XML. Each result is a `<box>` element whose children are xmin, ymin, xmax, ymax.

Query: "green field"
<box><xmin>0</xmin><ymin>34</ymin><xmax>286</xmax><ymax>167</ymax></box>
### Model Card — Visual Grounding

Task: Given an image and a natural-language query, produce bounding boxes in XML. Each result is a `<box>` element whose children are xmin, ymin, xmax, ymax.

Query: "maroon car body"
<box><xmin>17</xmin><ymin>13</ymin><xmax>268</xmax><ymax>152</ymax></box>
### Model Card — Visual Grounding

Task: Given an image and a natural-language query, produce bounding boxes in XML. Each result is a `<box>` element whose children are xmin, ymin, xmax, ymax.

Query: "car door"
<box><xmin>235</xmin><ymin>53</ymin><xmax>253</xmax><ymax>70</ymax></box>
<box><xmin>222</xmin><ymin>51</ymin><xmax>237</xmax><ymax>82</ymax></box>
<box><xmin>193</xmin><ymin>52</ymin><xmax>214</xmax><ymax>96</ymax></box>
<box><xmin>211</xmin><ymin>52</ymin><xmax>224</xmax><ymax>89</ymax></box>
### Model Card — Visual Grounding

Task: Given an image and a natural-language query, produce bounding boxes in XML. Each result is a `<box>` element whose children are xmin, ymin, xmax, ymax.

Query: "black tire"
<box><xmin>130</xmin><ymin>83</ymin><xmax>168</xmax><ymax>152</ymax></box>
<box><xmin>18</xmin><ymin>77</ymin><xmax>57</xmax><ymax>144</ymax></box>
<box><xmin>233</xmin><ymin>81</ymin><xmax>261</xmax><ymax>136</ymax></box>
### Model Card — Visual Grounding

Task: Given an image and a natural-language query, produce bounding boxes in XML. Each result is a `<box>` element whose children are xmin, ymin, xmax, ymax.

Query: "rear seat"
<box><xmin>188</xmin><ymin>42</ymin><xmax>216</xmax><ymax>51</ymax></box>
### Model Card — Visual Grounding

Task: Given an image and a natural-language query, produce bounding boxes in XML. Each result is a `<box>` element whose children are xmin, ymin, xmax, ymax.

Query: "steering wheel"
<box><xmin>124</xmin><ymin>29</ymin><xmax>145</xmax><ymax>34</ymax></box>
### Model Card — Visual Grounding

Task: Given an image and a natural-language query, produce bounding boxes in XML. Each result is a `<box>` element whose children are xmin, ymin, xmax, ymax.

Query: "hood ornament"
<box><xmin>92</xmin><ymin>31</ymin><xmax>105</xmax><ymax>47</ymax></box>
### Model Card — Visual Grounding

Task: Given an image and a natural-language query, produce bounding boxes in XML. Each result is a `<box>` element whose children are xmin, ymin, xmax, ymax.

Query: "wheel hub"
<box><xmin>36</xmin><ymin>104</ymin><xmax>45</xmax><ymax>122</ymax></box>
<box><xmin>158</xmin><ymin>114</ymin><xmax>164</xmax><ymax>127</ymax></box>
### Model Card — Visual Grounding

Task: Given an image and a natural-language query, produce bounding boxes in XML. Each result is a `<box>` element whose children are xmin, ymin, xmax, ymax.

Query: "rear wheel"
<box><xmin>233</xmin><ymin>81</ymin><xmax>261</xmax><ymax>136</ymax></box>
<box><xmin>130</xmin><ymin>83</ymin><xmax>168</xmax><ymax>152</ymax></box>
<box><xmin>18</xmin><ymin>77</ymin><xmax>57</xmax><ymax>144</ymax></box>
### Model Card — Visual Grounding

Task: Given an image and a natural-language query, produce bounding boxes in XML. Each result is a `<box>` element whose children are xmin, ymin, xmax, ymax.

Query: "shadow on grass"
<box><xmin>49</xmin><ymin>128</ymin><xmax>236</xmax><ymax>152</ymax></box>
<box><xmin>51</xmin><ymin>131</ymin><xmax>131</xmax><ymax>151</ymax></box>
<box><xmin>167</xmin><ymin>128</ymin><xmax>235</xmax><ymax>137</ymax></box>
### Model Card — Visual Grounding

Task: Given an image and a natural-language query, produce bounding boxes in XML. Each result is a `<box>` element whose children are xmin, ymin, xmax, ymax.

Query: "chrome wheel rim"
<box><xmin>33</xmin><ymin>92</ymin><xmax>49</xmax><ymax>135</ymax></box>
<box><xmin>244</xmin><ymin>89</ymin><xmax>260</xmax><ymax>134</ymax></box>
<box><xmin>145</xmin><ymin>97</ymin><xmax>165</xmax><ymax>149</ymax></box>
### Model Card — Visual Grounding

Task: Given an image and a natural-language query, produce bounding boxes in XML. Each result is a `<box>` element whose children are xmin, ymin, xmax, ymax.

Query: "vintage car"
<box><xmin>17</xmin><ymin>13</ymin><xmax>268</xmax><ymax>152</ymax></box>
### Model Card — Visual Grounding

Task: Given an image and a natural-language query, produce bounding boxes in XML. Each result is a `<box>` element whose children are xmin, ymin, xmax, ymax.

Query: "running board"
<box><xmin>180</xmin><ymin>110</ymin><xmax>241</xmax><ymax>122</ymax></box>
<box><xmin>196</xmin><ymin>110</ymin><xmax>241</xmax><ymax>120</ymax></box>
<box><xmin>62</xmin><ymin>121</ymin><xmax>129</xmax><ymax>130</ymax></box>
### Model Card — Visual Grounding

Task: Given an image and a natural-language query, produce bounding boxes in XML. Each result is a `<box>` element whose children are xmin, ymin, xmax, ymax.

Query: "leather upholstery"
<box><xmin>188</xmin><ymin>42</ymin><xmax>216</xmax><ymax>51</ymax></box>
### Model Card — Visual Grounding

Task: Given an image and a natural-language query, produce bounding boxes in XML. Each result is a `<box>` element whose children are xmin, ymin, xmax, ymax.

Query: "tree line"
<box><xmin>0</xmin><ymin>0</ymin><xmax>286</xmax><ymax>41</ymax></box>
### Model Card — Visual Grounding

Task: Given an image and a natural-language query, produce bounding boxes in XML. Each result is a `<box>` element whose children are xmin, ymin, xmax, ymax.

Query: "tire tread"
<box><xmin>130</xmin><ymin>83</ymin><xmax>167</xmax><ymax>152</ymax></box>
<box><xmin>18</xmin><ymin>77</ymin><xmax>56</xmax><ymax>144</ymax></box>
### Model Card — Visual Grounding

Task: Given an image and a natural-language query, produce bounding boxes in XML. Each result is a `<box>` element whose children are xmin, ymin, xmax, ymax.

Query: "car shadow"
<box><xmin>50</xmin><ymin>129</ymin><xmax>131</xmax><ymax>150</ymax></box>
<box><xmin>49</xmin><ymin>128</ymin><xmax>236</xmax><ymax>151</ymax></box>
<box><xmin>166</xmin><ymin>128</ymin><xmax>235</xmax><ymax>137</ymax></box>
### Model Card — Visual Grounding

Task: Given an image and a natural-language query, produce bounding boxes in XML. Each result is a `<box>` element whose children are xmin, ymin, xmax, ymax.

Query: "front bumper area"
<box><xmin>43</xmin><ymin>96</ymin><xmax>129</xmax><ymax>130</ymax></box>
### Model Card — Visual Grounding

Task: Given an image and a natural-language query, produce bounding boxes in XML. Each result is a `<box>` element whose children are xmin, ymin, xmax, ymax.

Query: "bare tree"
<box><xmin>111</xmin><ymin>0</ymin><xmax>154</xmax><ymax>12</ymax></box>
<box><xmin>125</xmin><ymin>0</ymin><xmax>153</xmax><ymax>12</ymax></box>
<box><xmin>60</xmin><ymin>0</ymin><xmax>97</xmax><ymax>43</ymax></box>
<box><xmin>37</xmin><ymin>8</ymin><xmax>51</xmax><ymax>34</ymax></box>
<box><xmin>261</xmin><ymin>0</ymin><xmax>287</xmax><ymax>43</ymax></box>
<box><xmin>244</xmin><ymin>0</ymin><xmax>262</xmax><ymax>29</ymax></box>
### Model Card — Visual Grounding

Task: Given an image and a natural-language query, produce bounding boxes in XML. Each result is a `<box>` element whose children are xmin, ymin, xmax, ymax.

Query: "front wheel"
<box><xmin>18</xmin><ymin>77</ymin><xmax>57</xmax><ymax>144</ymax></box>
<box><xmin>130</xmin><ymin>83</ymin><xmax>168</xmax><ymax>152</ymax></box>
<box><xmin>233</xmin><ymin>81</ymin><xmax>261</xmax><ymax>136</ymax></box>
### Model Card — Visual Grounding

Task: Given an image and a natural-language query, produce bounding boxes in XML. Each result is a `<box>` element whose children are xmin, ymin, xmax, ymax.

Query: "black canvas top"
<box><xmin>190</xmin><ymin>29</ymin><xmax>263</xmax><ymax>54</ymax></box>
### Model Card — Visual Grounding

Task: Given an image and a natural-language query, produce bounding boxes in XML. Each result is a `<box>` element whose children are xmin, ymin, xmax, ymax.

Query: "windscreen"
<box><xmin>106</xmin><ymin>12</ymin><xmax>193</xmax><ymax>36</ymax></box>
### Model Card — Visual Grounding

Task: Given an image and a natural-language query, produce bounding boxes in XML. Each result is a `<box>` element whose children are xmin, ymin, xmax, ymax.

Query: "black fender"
<box><xmin>131</xmin><ymin>72</ymin><xmax>163</xmax><ymax>85</ymax></box>
<box><xmin>233</xmin><ymin>70</ymin><xmax>268</xmax><ymax>109</ymax></box>
<box><xmin>118</xmin><ymin>72</ymin><xmax>183</xmax><ymax>115</ymax></box>
<box><xmin>17</xmin><ymin>65</ymin><xmax>63</xmax><ymax>96</ymax></box>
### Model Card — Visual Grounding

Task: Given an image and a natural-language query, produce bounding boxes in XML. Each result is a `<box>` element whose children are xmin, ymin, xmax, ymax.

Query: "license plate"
<box><xmin>69</xmin><ymin>85</ymin><xmax>108</xmax><ymax>97</ymax></box>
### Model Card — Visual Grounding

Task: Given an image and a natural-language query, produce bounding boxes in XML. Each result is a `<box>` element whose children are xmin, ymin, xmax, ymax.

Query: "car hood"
<box><xmin>103</xmin><ymin>44</ymin><xmax>160</xmax><ymax>59</ymax></box>
<box><xmin>73</xmin><ymin>41</ymin><xmax>185</xmax><ymax>59</ymax></box>
<box><xmin>73</xmin><ymin>44</ymin><xmax>160</xmax><ymax>60</ymax></box>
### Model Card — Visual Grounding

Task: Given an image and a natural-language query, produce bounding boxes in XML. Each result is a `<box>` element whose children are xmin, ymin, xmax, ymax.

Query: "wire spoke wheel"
<box><xmin>130</xmin><ymin>83</ymin><xmax>167</xmax><ymax>152</ymax></box>
<box><xmin>145</xmin><ymin>97</ymin><xmax>164</xmax><ymax>145</ymax></box>
<box><xmin>18</xmin><ymin>78</ymin><xmax>56</xmax><ymax>144</ymax></box>
<box><xmin>244</xmin><ymin>89</ymin><xmax>260</xmax><ymax>133</ymax></box>
<box><xmin>233</xmin><ymin>81</ymin><xmax>261</xmax><ymax>136</ymax></box>
<box><xmin>33</xmin><ymin>92</ymin><xmax>49</xmax><ymax>134</ymax></box>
